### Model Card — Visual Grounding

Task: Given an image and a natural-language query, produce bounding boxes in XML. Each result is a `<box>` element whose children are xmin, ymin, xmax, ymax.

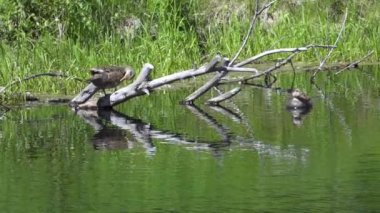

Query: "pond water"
<box><xmin>1</xmin><ymin>66</ymin><xmax>380</xmax><ymax>212</ymax></box>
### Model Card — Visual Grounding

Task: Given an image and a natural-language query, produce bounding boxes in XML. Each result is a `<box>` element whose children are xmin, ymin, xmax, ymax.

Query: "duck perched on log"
<box><xmin>89</xmin><ymin>66</ymin><xmax>135</xmax><ymax>95</ymax></box>
<box><xmin>286</xmin><ymin>89</ymin><xmax>312</xmax><ymax>109</ymax></box>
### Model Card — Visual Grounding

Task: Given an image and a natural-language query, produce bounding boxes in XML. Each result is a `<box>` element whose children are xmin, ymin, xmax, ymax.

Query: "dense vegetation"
<box><xmin>0</xmin><ymin>0</ymin><xmax>378</xmax><ymax>94</ymax></box>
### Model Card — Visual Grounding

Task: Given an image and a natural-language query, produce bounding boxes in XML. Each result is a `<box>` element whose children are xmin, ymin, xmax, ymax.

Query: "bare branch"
<box><xmin>223</xmin><ymin>52</ymin><xmax>300</xmax><ymax>83</ymax></box>
<box><xmin>235</xmin><ymin>45</ymin><xmax>335</xmax><ymax>67</ymax></box>
<box><xmin>147</xmin><ymin>57</ymin><xmax>222</xmax><ymax>88</ymax></box>
<box><xmin>312</xmin><ymin>8</ymin><xmax>348</xmax><ymax>79</ymax></box>
<box><xmin>182</xmin><ymin>56</ymin><xmax>228</xmax><ymax>104</ymax></box>
<box><xmin>70</xmin><ymin>43</ymin><xmax>337</xmax><ymax>109</ymax></box>
<box><xmin>229</xmin><ymin>0</ymin><xmax>276</xmax><ymax>65</ymax></box>
<box><xmin>206</xmin><ymin>87</ymin><xmax>241</xmax><ymax>105</ymax></box>
<box><xmin>130</xmin><ymin>64</ymin><xmax>153</xmax><ymax>90</ymax></box>
<box><xmin>23</xmin><ymin>72</ymin><xmax>84</xmax><ymax>82</ymax></box>
<box><xmin>204</xmin><ymin>54</ymin><xmax>223</xmax><ymax>71</ymax></box>
<box><xmin>226</xmin><ymin>67</ymin><xmax>259</xmax><ymax>73</ymax></box>
<box><xmin>93</xmin><ymin>57</ymin><xmax>228</xmax><ymax>108</ymax></box>
<box><xmin>1</xmin><ymin>72</ymin><xmax>84</xmax><ymax>94</ymax></box>
<box><xmin>335</xmin><ymin>50</ymin><xmax>374</xmax><ymax>75</ymax></box>
<box><xmin>71</xmin><ymin>55</ymin><xmax>228</xmax><ymax>108</ymax></box>
<box><xmin>70</xmin><ymin>84</ymin><xmax>99</xmax><ymax>106</ymax></box>
<box><xmin>183</xmin><ymin>71</ymin><xmax>227</xmax><ymax>104</ymax></box>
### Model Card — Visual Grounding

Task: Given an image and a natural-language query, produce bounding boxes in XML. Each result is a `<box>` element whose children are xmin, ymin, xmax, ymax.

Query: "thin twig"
<box><xmin>183</xmin><ymin>71</ymin><xmax>227</xmax><ymax>104</ymax></box>
<box><xmin>312</xmin><ymin>8</ymin><xmax>348</xmax><ymax>79</ymax></box>
<box><xmin>1</xmin><ymin>72</ymin><xmax>84</xmax><ymax>93</ymax></box>
<box><xmin>206</xmin><ymin>87</ymin><xmax>241</xmax><ymax>105</ymax></box>
<box><xmin>235</xmin><ymin>45</ymin><xmax>335</xmax><ymax>67</ymax></box>
<box><xmin>22</xmin><ymin>72</ymin><xmax>84</xmax><ymax>82</ymax></box>
<box><xmin>226</xmin><ymin>67</ymin><xmax>259</xmax><ymax>73</ymax></box>
<box><xmin>182</xmin><ymin>56</ymin><xmax>227</xmax><ymax>104</ymax></box>
<box><xmin>229</xmin><ymin>0</ymin><xmax>276</xmax><ymax>66</ymax></box>
<box><xmin>289</xmin><ymin>59</ymin><xmax>296</xmax><ymax>89</ymax></box>
<box><xmin>223</xmin><ymin>52</ymin><xmax>300</xmax><ymax>83</ymax></box>
<box><xmin>335</xmin><ymin>50</ymin><xmax>374</xmax><ymax>75</ymax></box>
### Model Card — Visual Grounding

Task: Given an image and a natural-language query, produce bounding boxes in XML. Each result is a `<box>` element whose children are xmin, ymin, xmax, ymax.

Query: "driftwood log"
<box><xmin>69</xmin><ymin>1</ymin><xmax>358</xmax><ymax>109</ymax></box>
<box><xmin>64</xmin><ymin>1</ymin><xmax>369</xmax><ymax>109</ymax></box>
<box><xmin>70</xmin><ymin>44</ymin><xmax>335</xmax><ymax>109</ymax></box>
<box><xmin>0</xmin><ymin>1</ymin><xmax>372</xmax><ymax>108</ymax></box>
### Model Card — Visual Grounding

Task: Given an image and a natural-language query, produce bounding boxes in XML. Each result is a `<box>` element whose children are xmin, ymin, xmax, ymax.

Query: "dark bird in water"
<box><xmin>89</xmin><ymin>66</ymin><xmax>135</xmax><ymax>95</ymax></box>
<box><xmin>286</xmin><ymin>89</ymin><xmax>312</xmax><ymax>126</ymax></box>
<box><xmin>286</xmin><ymin>89</ymin><xmax>312</xmax><ymax>109</ymax></box>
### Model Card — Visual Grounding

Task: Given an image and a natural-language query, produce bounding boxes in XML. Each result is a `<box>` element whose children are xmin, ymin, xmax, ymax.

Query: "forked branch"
<box><xmin>69</xmin><ymin>2</ymin><xmax>370</xmax><ymax>110</ymax></box>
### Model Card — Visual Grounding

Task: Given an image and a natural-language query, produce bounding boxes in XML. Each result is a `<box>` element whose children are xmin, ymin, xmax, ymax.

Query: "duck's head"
<box><xmin>291</xmin><ymin>89</ymin><xmax>302</xmax><ymax>98</ymax></box>
<box><xmin>120</xmin><ymin>66</ymin><xmax>135</xmax><ymax>82</ymax></box>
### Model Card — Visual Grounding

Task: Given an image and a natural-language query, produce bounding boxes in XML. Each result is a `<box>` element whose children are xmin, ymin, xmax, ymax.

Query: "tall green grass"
<box><xmin>0</xmin><ymin>0</ymin><xmax>378</xmax><ymax>95</ymax></box>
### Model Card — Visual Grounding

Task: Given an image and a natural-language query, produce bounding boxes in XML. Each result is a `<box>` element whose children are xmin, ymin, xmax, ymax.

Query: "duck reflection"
<box><xmin>286</xmin><ymin>89</ymin><xmax>312</xmax><ymax>126</ymax></box>
<box><xmin>74</xmin><ymin>105</ymin><xmax>234</xmax><ymax>154</ymax></box>
<box><xmin>287</xmin><ymin>89</ymin><xmax>312</xmax><ymax>109</ymax></box>
<box><xmin>92</xmin><ymin>127</ymin><xmax>129</xmax><ymax>150</ymax></box>
<box><xmin>287</xmin><ymin>107</ymin><xmax>312</xmax><ymax>126</ymax></box>
<box><xmin>75</xmin><ymin>109</ymin><xmax>154</xmax><ymax>152</ymax></box>
<box><xmin>73</xmin><ymin>105</ymin><xmax>310</xmax><ymax>162</ymax></box>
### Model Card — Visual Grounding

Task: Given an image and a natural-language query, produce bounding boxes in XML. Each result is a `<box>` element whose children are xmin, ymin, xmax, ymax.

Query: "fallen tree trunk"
<box><xmin>69</xmin><ymin>1</ymin><xmax>370</xmax><ymax>110</ymax></box>
<box><xmin>70</xmin><ymin>44</ymin><xmax>335</xmax><ymax>109</ymax></box>
<box><xmin>71</xmin><ymin>55</ymin><xmax>227</xmax><ymax>108</ymax></box>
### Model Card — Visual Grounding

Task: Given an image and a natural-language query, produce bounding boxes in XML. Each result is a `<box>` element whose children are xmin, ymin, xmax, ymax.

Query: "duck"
<box><xmin>89</xmin><ymin>66</ymin><xmax>135</xmax><ymax>95</ymax></box>
<box><xmin>286</xmin><ymin>89</ymin><xmax>312</xmax><ymax>109</ymax></box>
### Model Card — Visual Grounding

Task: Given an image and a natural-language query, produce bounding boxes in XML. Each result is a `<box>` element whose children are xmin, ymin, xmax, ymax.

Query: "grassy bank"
<box><xmin>0</xmin><ymin>0</ymin><xmax>378</xmax><ymax>94</ymax></box>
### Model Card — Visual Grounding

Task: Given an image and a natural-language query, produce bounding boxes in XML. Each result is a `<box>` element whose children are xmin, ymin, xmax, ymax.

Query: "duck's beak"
<box><xmin>120</xmin><ymin>70</ymin><xmax>135</xmax><ymax>82</ymax></box>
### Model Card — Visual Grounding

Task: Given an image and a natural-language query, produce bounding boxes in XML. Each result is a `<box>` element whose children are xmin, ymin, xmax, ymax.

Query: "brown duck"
<box><xmin>89</xmin><ymin>66</ymin><xmax>135</xmax><ymax>95</ymax></box>
<box><xmin>286</xmin><ymin>89</ymin><xmax>312</xmax><ymax>109</ymax></box>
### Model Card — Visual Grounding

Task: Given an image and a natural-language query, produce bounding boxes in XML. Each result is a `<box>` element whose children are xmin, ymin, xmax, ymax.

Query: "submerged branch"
<box><xmin>226</xmin><ymin>67</ymin><xmax>259</xmax><ymax>73</ymax></box>
<box><xmin>183</xmin><ymin>56</ymin><xmax>228</xmax><ymax>104</ymax></box>
<box><xmin>335</xmin><ymin>50</ymin><xmax>374</xmax><ymax>75</ymax></box>
<box><xmin>183</xmin><ymin>71</ymin><xmax>227</xmax><ymax>104</ymax></box>
<box><xmin>223</xmin><ymin>52</ymin><xmax>300</xmax><ymax>83</ymax></box>
<box><xmin>206</xmin><ymin>87</ymin><xmax>241</xmax><ymax>105</ymax></box>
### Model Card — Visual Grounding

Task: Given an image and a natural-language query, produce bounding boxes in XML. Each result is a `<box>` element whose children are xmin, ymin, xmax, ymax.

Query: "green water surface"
<box><xmin>1</xmin><ymin>66</ymin><xmax>380</xmax><ymax>212</ymax></box>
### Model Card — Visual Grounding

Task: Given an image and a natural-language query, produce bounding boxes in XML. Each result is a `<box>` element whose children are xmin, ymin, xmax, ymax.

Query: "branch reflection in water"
<box><xmin>75</xmin><ymin>109</ymin><xmax>156</xmax><ymax>154</ymax></box>
<box><xmin>242</xmin><ymin>81</ymin><xmax>314</xmax><ymax>127</ymax></box>
<box><xmin>74</xmin><ymin>103</ymin><xmax>309</xmax><ymax>162</ymax></box>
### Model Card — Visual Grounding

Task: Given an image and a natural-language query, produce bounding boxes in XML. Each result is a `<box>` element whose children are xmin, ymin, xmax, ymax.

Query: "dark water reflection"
<box><xmin>1</xmin><ymin>66</ymin><xmax>380</xmax><ymax>212</ymax></box>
